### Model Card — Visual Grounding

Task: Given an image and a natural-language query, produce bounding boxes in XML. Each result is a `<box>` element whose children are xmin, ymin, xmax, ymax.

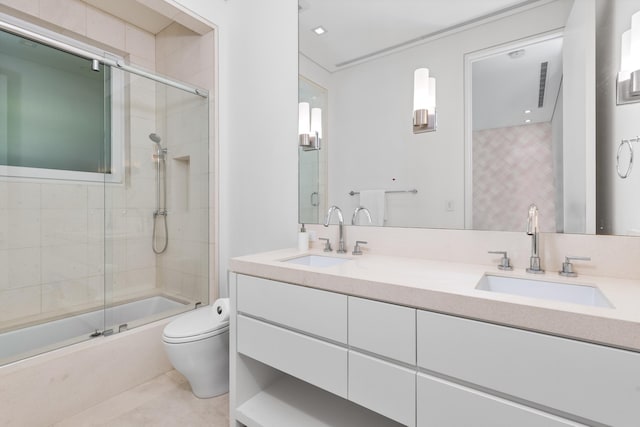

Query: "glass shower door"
<box><xmin>102</xmin><ymin>67</ymin><xmax>209</xmax><ymax>335</ymax></box>
<box><xmin>0</xmin><ymin>29</ymin><xmax>110</xmax><ymax>365</ymax></box>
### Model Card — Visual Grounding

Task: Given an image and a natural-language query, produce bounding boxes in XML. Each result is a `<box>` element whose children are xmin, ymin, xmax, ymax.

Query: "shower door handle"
<box><xmin>310</xmin><ymin>192</ymin><xmax>319</xmax><ymax>207</ymax></box>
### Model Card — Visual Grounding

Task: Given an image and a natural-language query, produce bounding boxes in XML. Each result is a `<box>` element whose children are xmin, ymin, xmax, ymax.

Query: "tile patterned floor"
<box><xmin>53</xmin><ymin>370</ymin><xmax>229</xmax><ymax>426</ymax></box>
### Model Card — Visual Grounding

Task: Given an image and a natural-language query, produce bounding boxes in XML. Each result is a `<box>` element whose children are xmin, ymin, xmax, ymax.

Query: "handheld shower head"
<box><xmin>149</xmin><ymin>133</ymin><xmax>161</xmax><ymax>144</ymax></box>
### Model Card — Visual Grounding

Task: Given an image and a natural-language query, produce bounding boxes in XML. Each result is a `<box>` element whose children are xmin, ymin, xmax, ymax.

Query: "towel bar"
<box><xmin>348</xmin><ymin>189</ymin><xmax>418</xmax><ymax>196</ymax></box>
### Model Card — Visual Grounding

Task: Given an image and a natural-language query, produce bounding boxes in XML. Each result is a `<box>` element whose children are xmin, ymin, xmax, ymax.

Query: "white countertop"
<box><xmin>230</xmin><ymin>248</ymin><xmax>640</xmax><ymax>352</ymax></box>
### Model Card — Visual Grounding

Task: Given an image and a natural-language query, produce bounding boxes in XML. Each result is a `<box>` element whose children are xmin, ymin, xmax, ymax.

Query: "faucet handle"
<box><xmin>352</xmin><ymin>240</ymin><xmax>368</xmax><ymax>255</ymax></box>
<box><xmin>488</xmin><ymin>251</ymin><xmax>513</xmax><ymax>271</ymax></box>
<box><xmin>319</xmin><ymin>237</ymin><xmax>332</xmax><ymax>252</ymax></box>
<box><xmin>559</xmin><ymin>255</ymin><xmax>591</xmax><ymax>277</ymax></box>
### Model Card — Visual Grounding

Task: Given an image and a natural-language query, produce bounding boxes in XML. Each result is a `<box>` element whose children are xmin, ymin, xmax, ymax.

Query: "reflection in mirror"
<box><xmin>299</xmin><ymin>77</ymin><xmax>328</xmax><ymax>224</ymax></box>
<box><xmin>299</xmin><ymin>0</ymin><xmax>602</xmax><ymax>233</ymax></box>
<box><xmin>467</xmin><ymin>34</ymin><xmax>568</xmax><ymax>233</ymax></box>
<box><xmin>597</xmin><ymin>0</ymin><xmax>640</xmax><ymax>236</ymax></box>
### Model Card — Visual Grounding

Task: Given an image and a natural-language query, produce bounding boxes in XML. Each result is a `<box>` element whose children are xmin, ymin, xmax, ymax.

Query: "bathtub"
<box><xmin>0</xmin><ymin>295</ymin><xmax>191</xmax><ymax>365</ymax></box>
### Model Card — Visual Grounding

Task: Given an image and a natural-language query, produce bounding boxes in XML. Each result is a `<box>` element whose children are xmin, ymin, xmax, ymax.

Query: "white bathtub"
<box><xmin>0</xmin><ymin>296</ymin><xmax>191</xmax><ymax>364</ymax></box>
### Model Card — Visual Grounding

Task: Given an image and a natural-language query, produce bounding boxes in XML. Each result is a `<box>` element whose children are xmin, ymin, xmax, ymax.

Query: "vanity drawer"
<box><xmin>348</xmin><ymin>297</ymin><xmax>416</xmax><ymax>364</ymax></box>
<box><xmin>237</xmin><ymin>315</ymin><xmax>348</xmax><ymax>398</ymax></box>
<box><xmin>416</xmin><ymin>310</ymin><xmax>640</xmax><ymax>427</ymax></box>
<box><xmin>349</xmin><ymin>351</ymin><xmax>416</xmax><ymax>427</ymax></box>
<box><xmin>416</xmin><ymin>373</ymin><xmax>584</xmax><ymax>427</ymax></box>
<box><xmin>237</xmin><ymin>274</ymin><xmax>347</xmax><ymax>343</ymax></box>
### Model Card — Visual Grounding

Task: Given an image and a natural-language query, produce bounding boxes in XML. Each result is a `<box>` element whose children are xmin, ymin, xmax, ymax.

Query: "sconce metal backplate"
<box><xmin>617</xmin><ymin>72</ymin><xmax>640</xmax><ymax>105</ymax></box>
<box><xmin>413</xmin><ymin>109</ymin><xmax>437</xmax><ymax>133</ymax></box>
<box><xmin>299</xmin><ymin>133</ymin><xmax>321</xmax><ymax>150</ymax></box>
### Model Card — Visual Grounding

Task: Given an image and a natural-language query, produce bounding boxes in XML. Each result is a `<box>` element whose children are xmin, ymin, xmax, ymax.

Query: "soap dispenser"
<box><xmin>298</xmin><ymin>224</ymin><xmax>309</xmax><ymax>251</ymax></box>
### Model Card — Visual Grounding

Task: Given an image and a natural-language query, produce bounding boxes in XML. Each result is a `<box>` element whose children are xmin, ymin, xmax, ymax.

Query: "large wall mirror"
<box><xmin>299</xmin><ymin>0</ymin><xmax>640</xmax><ymax>236</ymax></box>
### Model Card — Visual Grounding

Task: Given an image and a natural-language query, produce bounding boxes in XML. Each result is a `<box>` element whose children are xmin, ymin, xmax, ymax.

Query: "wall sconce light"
<box><xmin>413</xmin><ymin>68</ymin><xmax>437</xmax><ymax>133</ymax></box>
<box><xmin>618</xmin><ymin>11</ymin><xmax>640</xmax><ymax>104</ymax></box>
<box><xmin>299</xmin><ymin>102</ymin><xmax>322</xmax><ymax>150</ymax></box>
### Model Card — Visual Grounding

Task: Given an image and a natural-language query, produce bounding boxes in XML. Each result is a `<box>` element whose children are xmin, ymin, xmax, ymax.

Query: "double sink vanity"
<box><xmin>228</xmin><ymin>245</ymin><xmax>640</xmax><ymax>427</ymax></box>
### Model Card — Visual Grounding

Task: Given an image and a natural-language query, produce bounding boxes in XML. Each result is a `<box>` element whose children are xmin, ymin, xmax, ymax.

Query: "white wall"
<box><xmin>309</xmin><ymin>0</ymin><xmax>573</xmax><ymax>229</ymax></box>
<box><xmin>173</xmin><ymin>0</ymin><xmax>299</xmax><ymax>295</ymax></box>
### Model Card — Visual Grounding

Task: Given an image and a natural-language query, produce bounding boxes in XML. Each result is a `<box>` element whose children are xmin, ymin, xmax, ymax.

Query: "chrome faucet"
<box><xmin>526</xmin><ymin>204</ymin><xmax>544</xmax><ymax>274</ymax></box>
<box><xmin>352</xmin><ymin>207</ymin><xmax>372</xmax><ymax>225</ymax></box>
<box><xmin>324</xmin><ymin>205</ymin><xmax>347</xmax><ymax>253</ymax></box>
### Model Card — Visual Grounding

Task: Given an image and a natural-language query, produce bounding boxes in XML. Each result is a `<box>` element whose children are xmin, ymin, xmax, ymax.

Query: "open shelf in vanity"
<box><xmin>236</xmin><ymin>375</ymin><xmax>401</xmax><ymax>427</ymax></box>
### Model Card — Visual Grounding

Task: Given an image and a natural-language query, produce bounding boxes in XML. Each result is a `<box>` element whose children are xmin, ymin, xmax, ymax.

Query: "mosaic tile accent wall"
<box><xmin>472</xmin><ymin>123</ymin><xmax>558</xmax><ymax>232</ymax></box>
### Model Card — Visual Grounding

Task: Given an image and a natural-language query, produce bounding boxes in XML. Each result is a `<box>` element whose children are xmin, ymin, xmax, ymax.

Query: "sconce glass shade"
<box><xmin>622</xmin><ymin>30</ymin><xmax>632</xmax><ymax>72</ymax></box>
<box><xmin>413</xmin><ymin>68</ymin><xmax>430</xmax><ymax>111</ymax></box>
<box><xmin>298</xmin><ymin>102</ymin><xmax>310</xmax><ymax>135</ymax></box>
<box><xmin>413</xmin><ymin>68</ymin><xmax>436</xmax><ymax>133</ymax></box>
<box><xmin>427</xmin><ymin>77</ymin><xmax>436</xmax><ymax>110</ymax></box>
<box><xmin>631</xmin><ymin>12</ymin><xmax>640</xmax><ymax>71</ymax></box>
<box><xmin>619</xmin><ymin>11</ymin><xmax>640</xmax><ymax>102</ymax></box>
<box><xmin>311</xmin><ymin>107</ymin><xmax>322</xmax><ymax>138</ymax></box>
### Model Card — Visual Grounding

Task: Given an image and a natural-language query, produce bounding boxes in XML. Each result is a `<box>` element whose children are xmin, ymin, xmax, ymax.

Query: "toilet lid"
<box><xmin>163</xmin><ymin>308</ymin><xmax>229</xmax><ymax>342</ymax></box>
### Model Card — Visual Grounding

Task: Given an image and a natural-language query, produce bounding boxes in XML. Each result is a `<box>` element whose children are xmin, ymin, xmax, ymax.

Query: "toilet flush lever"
<box><xmin>488</xmin><ymin>251</ymin><xmax>513</xmax><ymax>271</ymax></box>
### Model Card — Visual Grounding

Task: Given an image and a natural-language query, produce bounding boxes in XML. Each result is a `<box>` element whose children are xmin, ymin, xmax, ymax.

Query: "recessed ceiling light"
<box><xmin>525</xmin><ymin>119</ymin><xmax>532</xmax><ymax>123</ymax></box>
<box><xmin>312</xmin><ymin>26</ymin><xmax>327</xmax><ymax>35</ymax></box>
<box><xmin>524</xmin><ymin>109</ymin><xmax>531</xmax><ymax>114</ymax></box>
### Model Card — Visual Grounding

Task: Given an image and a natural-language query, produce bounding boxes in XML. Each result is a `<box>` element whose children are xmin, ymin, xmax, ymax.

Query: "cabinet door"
<box><xmin>417</xmin><ymin>310</ymin><xmax>640</xmax><ymax>427</ymax></box>
<box><xmin>237</xmin><ymin>315</ymin><xmax>348</xmax><ymax>398</ymax></box>
<box><xmin>349</xmin><ymin>351</ymin><xmax>416</xmax><ymax>427</ymax></box>
<box><xmin>237</xmin><ymin>274</ymin><xmax>347</xmax><ymax>343</ymax></box>
<box><xmin>417</xmin><ymin>373</ymin><xmax>585</xmax><ymax>427</ymax></box>
<box><xmin>349</xmin><ymin>297</ymin><xmax>416</xmax><ymax>364</ymax></box>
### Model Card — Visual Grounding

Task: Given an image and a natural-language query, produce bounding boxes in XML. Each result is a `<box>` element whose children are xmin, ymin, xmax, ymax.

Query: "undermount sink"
<box><xmin>283</xmin><ymin>255</ymin><xmax>351</xmax><ymax>268</ymax></box>
<box><xmin>476</xmin><ymin>275</ymin><xmax>613</xmax><ymax>308</ymax></box>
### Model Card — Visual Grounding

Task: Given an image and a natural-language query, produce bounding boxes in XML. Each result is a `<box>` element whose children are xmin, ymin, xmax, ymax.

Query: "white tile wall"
<box><xmin>39</xmin><ymin>0</ymin><xmax>87</xmax><ymax>35</ymax></box>
<box><xmin>86</xmin><ymin>7</ymin><xmax>126</xmax><ymax>51</ymax></box>
<box><xmin>155</xmin><ymin>23</ymin><xmax>214</xmax><ymax>303</ymax></box>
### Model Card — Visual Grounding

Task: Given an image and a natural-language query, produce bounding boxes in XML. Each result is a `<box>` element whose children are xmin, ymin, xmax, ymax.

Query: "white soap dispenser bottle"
<box><xmin>298</xmin><ymin>224</ymin><xmax>309</xmax><ymax>251</ymax></box>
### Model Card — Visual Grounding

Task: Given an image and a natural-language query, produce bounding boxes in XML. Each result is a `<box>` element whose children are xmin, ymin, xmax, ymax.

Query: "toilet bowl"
<box><xmin>162</xmin><ymin>304</ymin><xmax>230</xmax><ymax>398</ymax></box>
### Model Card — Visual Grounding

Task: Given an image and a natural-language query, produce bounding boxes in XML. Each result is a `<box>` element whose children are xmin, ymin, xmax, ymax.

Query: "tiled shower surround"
<box><xmin>0</xmin><ymin>0</ymin><xmax>214</xmax><ymax>331</ymax></box>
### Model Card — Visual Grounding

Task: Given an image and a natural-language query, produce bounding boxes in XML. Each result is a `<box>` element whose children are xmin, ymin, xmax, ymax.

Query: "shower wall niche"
<box><xmin>0</xmin><ymin>2</ymin><xmax>213</xmax><ymax>366</ymax></box>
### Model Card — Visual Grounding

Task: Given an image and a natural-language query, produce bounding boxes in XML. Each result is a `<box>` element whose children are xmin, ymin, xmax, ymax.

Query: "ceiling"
<box><xmin>473</xmin><ymin>36</ymin><xmax>563</xmax><ymax>130</ymax></box>
<box><xmin>299</xmin><ymin>0</ymin><xmax>542</xmax><ymax>72</ymax></box>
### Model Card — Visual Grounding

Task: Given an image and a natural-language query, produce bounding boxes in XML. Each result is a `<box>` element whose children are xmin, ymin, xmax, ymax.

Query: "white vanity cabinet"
<box><xmin>348</xmin><ymin>297</ymin><xmax>417</xmax><ymax>426</ymax></box>
<box><xmin>416</xmin><ymin>373</ymin><xmax>582</xmax><ymax>427</ymax></box>
<box><xmin>236</xmin><ymin>275</ymin><xmax>349</xmax><ymax>398</ymax></box>
<box><xmin>235</xmin><ymin>275</ymin><xmax>411</xmax><ymax>426</ymax></box>
<box><xmin>348</xmin><ymin>297</ymin><xmax>416</xmax><ymax>364</ymax></box>
<box><xmin>236</xmin><ymin>274</ymin><xmax>347</xmax><ymax>343</ymax></box>
<box><xmin>232</xmin><ymin>273</ymin><xmax>640</xmax><ymax>427</ymax></box>
<box><xmin>237</xmin><ymin>315</ymin><xmax>348</xmax><ymax>398</ymax></box>
<box><xmin>348</xmin><ymin>350</ymin><xmax>416</xmax><ymax>426</ymax></box>
<box><xmin>416</xmin><ymin>310</ymin><xmax>640</xmax><ymax>427</ymax></box>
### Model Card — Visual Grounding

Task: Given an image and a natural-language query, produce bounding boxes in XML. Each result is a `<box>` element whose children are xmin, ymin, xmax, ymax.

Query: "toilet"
<box><xmin>162</xmin><ymin>301</ymin><xmax>230</xmax><ymax>398</ymax></box>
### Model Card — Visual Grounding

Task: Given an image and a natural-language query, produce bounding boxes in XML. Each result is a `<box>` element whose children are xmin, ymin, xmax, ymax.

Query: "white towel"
<box><xmin>359</xmin><ymin>190</ymin><xmax>386</xmax><ymax>226</ymax></box>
